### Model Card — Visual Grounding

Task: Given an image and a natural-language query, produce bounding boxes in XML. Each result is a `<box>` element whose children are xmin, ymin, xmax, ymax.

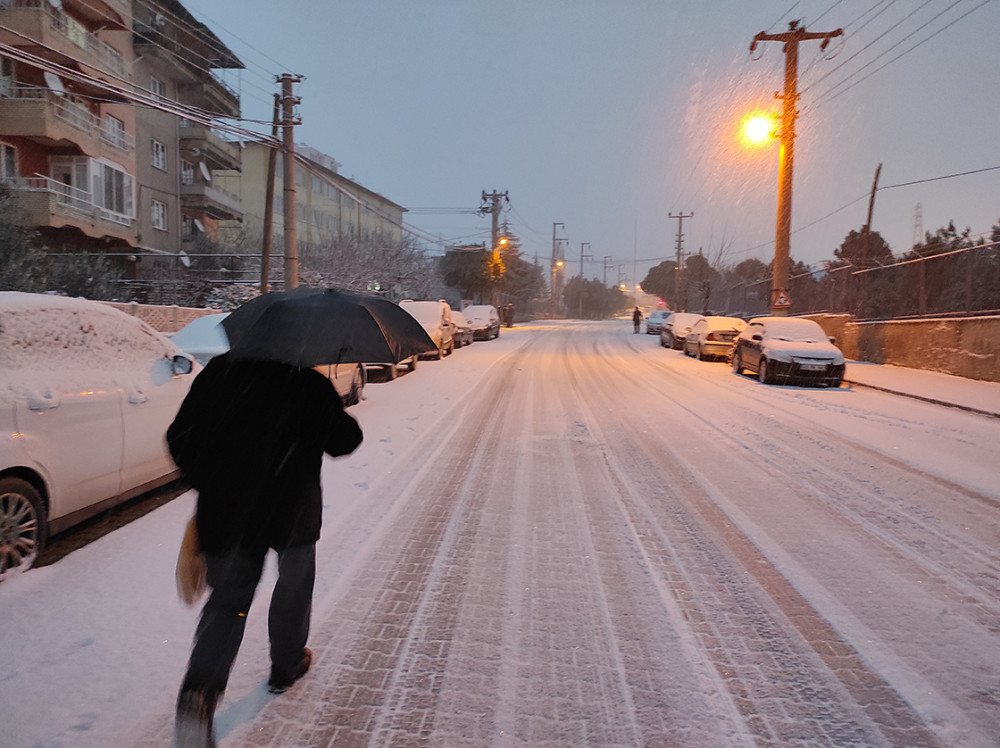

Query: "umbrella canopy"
<box><xmin>221</xmin><ymin>287</ymin><xmax>437</xmax><ymax>368</ymax></box>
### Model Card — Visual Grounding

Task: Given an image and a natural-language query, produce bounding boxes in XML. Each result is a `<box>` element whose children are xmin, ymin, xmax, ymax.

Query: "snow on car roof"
<box><xmin>0</xmin><ymin>292</ymin><xmax>184</xmax><ymax>405</ymax></box>
<box><xmin>756</xmin><ymin>317</ymin><xmax>826</xmax><ymax>341</ymax></box>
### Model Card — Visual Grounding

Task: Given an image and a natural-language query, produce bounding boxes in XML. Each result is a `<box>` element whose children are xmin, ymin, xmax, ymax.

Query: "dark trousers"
<box><xmin>180</xmin><ymin>543</ymin><xmax>315</xmax><ymax>694</ymax></box>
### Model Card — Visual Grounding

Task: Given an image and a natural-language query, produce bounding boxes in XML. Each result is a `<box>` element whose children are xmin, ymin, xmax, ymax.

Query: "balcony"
<box><xmin>180</xmin><ymin>180</ymin><xmax>242</xmax><ymax>221</ymax></box>
<box><xmin>0</xmin><ymin>1</ymin><xmax>130</xmax><ymax>77</ymax></box>
<box><xmin>179</xmin><ymin>121</ymin><xmax>241</xmax><ymax>171</ymax></box>
<box><xmin>8</xmin><ymin>175</ymin><xmax>136</xmax><ymax>243</ymax></box>
<box><xmin>0</xmin><ymin>87</ymin><xmax>134</xmax><ymax>155</ymax></box>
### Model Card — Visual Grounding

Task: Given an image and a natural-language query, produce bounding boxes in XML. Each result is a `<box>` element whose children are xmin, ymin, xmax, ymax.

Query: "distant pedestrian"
<box><xmin>167</xmin><ymin>353</ymin><xmax>363</xmax><ymax>747</ymax></box>
<box><xmin>504</xmin><ymin>303</ymin><xmax>515</xmax><ymax>327</ymax></box>
<box><xmin>632</xmin><ymin>306</ymin><xmax>643</xmax><ymax>333</ymax></box>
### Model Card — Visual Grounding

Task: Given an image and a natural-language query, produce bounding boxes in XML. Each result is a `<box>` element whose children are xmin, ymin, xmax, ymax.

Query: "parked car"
<box><xmin>0</xmin><ymin>292</ymin><xmax>198</xmax><ymax>576</ymax></box>
<box><xmin>659</xmin><ymin>312</ymin><xmax>705</xmax><ymax>350</ymax></box>
<box><xmin>645</xmin><ymin>309</ymin><xmax>670</xmax><ymax>335</ymax></box>
<box><xmin>450</xmin><ymin>309</ymin><xmax>474</xmax><ymax>348</ymax></box>
<box><xmin>731</xmin><ymin>316</ymin><xmax>845</xmax><ymax>387</ymax></box>
<box><xmin>683</xmin><ymin>316</ymin><xmax>748</xmax><ymax>361</ymax></box>
<box><xmin>463</xmin><ymin>304</ymin><xmax>501</xmax><ymax>340</ymax></box>
<box><xmin>169</xmin><ymin>313</ymin><xmax>365</xmax><ymax>406</ymax></box>
<box><xmin>400</xmin><ymin>299</ymin><xmax>454</xmax><ymax>359</ymax></box>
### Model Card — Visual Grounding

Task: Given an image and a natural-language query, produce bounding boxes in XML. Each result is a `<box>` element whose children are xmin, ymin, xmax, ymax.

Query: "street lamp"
<box><xmin>551</xmin><ymin>260</ymin><xmax>564</xmax><ymax>315</ymax></box>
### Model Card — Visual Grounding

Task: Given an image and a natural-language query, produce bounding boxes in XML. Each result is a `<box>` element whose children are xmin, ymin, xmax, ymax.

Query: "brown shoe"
<box><xmin>268</xmin><ymin>647</ymin><xmax>312</xmax><ymax>694</ymax></box>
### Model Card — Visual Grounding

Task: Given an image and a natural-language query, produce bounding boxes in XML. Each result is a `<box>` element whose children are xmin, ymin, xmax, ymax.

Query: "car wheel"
<box><xmin>732</xmin><ymin>351</ymin><xmax>743</xmax><ymax>375</ymax></box>
<box><xmin>758</xmin><ymin>358</ymin><xmax>772</xmax><ymax>384</ymax></box>
<box><xmin>0</xmin><ymin>477</ymin><xmax>47</xmax><ymax>575</ymax></box>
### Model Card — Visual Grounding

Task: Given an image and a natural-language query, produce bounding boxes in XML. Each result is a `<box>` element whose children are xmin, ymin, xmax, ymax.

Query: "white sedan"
<box><xmin>0</xmin><ymin>293</ymin><xmax>197</xmax><ymax>576</ymax></box>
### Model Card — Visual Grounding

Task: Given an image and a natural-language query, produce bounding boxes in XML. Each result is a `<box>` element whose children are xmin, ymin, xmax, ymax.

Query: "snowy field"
<box><xmin>1</xmin><ymin>320</ymin><xmax>998</xmax><ymax>747</ymax></box>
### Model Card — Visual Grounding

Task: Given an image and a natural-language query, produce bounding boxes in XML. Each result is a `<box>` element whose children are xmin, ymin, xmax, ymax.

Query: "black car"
<box><xmin>731</xmin><ymin>316</ymin><xmax>845</xmax><ymax>387</ymax></box>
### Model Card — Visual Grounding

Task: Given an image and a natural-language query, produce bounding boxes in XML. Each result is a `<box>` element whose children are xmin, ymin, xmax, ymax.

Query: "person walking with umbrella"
<box><xmin>167</xmin><ymin>288</ymin><xmax>433</xmax><ymax>747</ymax></box>
<box><xmin>168</xmin><ymin>354</ymin><xmax>362</xmax><ymax>746</ymax></box>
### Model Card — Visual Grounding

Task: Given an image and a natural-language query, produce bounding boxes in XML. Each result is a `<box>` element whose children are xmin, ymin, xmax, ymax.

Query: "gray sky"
<box><xmin>189</xmin><ymin>0</ymin><xmax>1000</xmax><ymax>290</ymax></box>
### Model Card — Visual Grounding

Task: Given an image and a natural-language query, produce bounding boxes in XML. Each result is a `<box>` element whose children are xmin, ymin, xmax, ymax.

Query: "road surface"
<box><xmin>128</xmin><ymin>320</ymin><xmax>999</xmax><ymax>745</ymax></box>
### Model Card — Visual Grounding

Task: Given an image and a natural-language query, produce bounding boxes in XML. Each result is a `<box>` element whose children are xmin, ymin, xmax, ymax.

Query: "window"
<box><xmin>104</xmin><ymin>116</ymin><xmax>126</xmax><ymax>150</ymax></box>
<box><xmin>181</xmin><ymin>160</ymin><xmax>195</xmax><ymax>185</ymax></box>
<box><xmin>49</xmin><ymin>156</ymin><xmax>133</xmax><ymax>220</ymax></box>
<box><xmin>0</xmin><ymin>142</ymin><xmax>17</xmax><ymax>180</ymax></box>
<box><xmin>149</xmin><ymin>75</ymin><xmax>165</xmax><ymax>98</ymax></box>
<box><xmin>313</xmin><ymin>176</ymin><xmax>324</xmax><ymax>193</ymax></box>
<box><xmin>152</xmin><ymin>200</ymin><xmax>167</xmax><ymax>230</ymax></box>
<box><xmin>151</xmin><ymin>139</ymin><xmax>167</xmax><ymax>170</ymax></box>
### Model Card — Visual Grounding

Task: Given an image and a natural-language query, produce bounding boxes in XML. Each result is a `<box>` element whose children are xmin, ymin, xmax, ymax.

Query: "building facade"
<box><xmin>218</xmin><ymin>141</ymin><xmax>405</xmax><ymax>256</ymax></box>
<box><xmin>0</xmin><ymin>0</ymin><xmax>241</xmax><ymax>280</ymax></box>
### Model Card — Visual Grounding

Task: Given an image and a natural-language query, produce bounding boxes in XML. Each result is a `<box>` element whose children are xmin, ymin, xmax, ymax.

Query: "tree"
<box><xmin>0</xmin><ymin>188</ymin><xmax>46</xmax><ymax>293</ymax></box>
<box><xmin>563</xmin><ymin>276</ymin><xmax>627</xmax><ymax>319</ymax></box>
<box><xmin>832</xmin><ymin>227</ymin><xmax>893</xmax><ymax>269</ymax></box>
<box><xmin>640</xmin><ymin>261</ymin><xmax>678</xmax><ymax>308</ymax></box>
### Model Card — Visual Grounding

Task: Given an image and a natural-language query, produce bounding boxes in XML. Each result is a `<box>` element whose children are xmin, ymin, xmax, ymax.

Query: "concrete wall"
<box><xmin>809</xmin><ymin>314</ymin><xmax>1000</xmax><ymax>383</ymax></box>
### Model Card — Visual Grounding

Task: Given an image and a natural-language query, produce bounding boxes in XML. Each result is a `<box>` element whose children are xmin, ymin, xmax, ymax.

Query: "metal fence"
<box><xmin>716</xmin><ymin>242</ymin><xmax>1000</xmax><ymax>320</ymax></box>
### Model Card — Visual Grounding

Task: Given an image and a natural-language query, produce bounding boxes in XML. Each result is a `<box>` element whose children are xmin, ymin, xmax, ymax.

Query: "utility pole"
<box><xmin>751</xmin><ymin>21</ymin><xmax>842</xmax><ymax>315</ymax></box>
<box><xmin>603</xmin><ymin>255</ymin><xmax>613</xmax><ymax>285</ymax></box>
<box><xmin>669</xmin><ymin>212</ymin><xmax>693</xmax><ymax>310</ymax></box>
<box><xmin>279</xmin><ymin>73</ymin><xmax>303</xmax><ymax>290</ymax></box>
<box><xmin>578</xmin><ymin>242</ymin><xmax>591</xmax><ymax>318</ymax></box>
<box><xmin>480</xmin><ymin>190</ymin><xmax>508</xmax><ymax>306</ymax></box>
<box><xmin>552</xmin><ymin>222</ymin><xmax>565</xmax><ymax>315</ymax></box>
<box><xmin>260</xmin><ymin>93</ymin><xmax>280</xmax><ymax>293</ymax></box>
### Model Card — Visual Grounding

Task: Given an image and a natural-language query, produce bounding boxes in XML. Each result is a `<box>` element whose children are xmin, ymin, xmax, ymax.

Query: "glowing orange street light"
<box><xmin>740</xmin><ymin>111</ymin><xmax>778</xmax><ymax>147</ymax></box>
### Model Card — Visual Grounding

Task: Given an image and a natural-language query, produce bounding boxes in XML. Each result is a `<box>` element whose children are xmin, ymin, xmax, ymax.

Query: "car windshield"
<box><xmin>764</xmin><ymin>319</ymin><xmax>826</xmax><ymax>342</ymax></box>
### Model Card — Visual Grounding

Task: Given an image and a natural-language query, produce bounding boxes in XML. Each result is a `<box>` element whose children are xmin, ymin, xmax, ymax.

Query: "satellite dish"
<box><xmin>193</xmin><ymin>219</ymin><xmax>205</xmax><ymax>232</ymax></box>
<box><xmin>179</xmin><ymin>250</ymin><xmax>191</xmax><ymax>268</ymax></box>
<box><xmin>199</xmin><ymin>161</ymin><xmax>211</xmax><ymax>182</ymax></box>
<box><xmin>43</xmin><ymin>72</ymin><xmax>66</xmax><ymax>97</ymax></box>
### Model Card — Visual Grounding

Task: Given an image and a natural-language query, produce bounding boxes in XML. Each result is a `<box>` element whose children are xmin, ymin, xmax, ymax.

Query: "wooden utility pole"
<box><xmin>280</xmin><ymin>73</ymin><xmax>303</xmax><ymax>289</ymax></box>
<box><xmin>260</xmin><ymin>93</ymin><xmax>280</xmax><ymax>293</ymax></box>
<box><xmin>480</xmin><ymin>190</ymin><xmax>508</xmax><ymax>306</ymax></box>
<box><xmin>669</xmin><ymin>212</ymin><xmax>693</xmax><ymax>310</ymax></box>
<box><xmin>751</xmin><ymin>21</ymin><xmax>842</xmax><ymax>316</ymax></box>
<box><xmin>578</xmin><ymin>242</ymin><xmax>591</xmax><ymax>318</ymax></box>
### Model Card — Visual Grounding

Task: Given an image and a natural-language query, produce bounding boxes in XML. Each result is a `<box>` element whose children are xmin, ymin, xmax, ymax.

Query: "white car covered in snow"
<box><xmin>731</xmin><ymin>316</ymin><xmax>845</xmax><ymax>387</ymax></box>
<box><xmin>0</xmin><ymin>293</ymin><xmax>197</xmax><ymax>576</ymax></box>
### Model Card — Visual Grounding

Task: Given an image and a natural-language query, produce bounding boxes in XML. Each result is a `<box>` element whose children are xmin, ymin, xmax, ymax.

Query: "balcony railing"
<box><xmin>9</xmin><ymin>175</ymin><xmax>133</xmax><ymax>227</ymax></box>
<box><xmin>0</xmin><ymin>0</ymin><xmax>130</xmax><ymax>77</ymax></box>
<box><xmin>2</xmin><ymin>86</ymin><xmax>134</xmax><ymax>153</ymax></box>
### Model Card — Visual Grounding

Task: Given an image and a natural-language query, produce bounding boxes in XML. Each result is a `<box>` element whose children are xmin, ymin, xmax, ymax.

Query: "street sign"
<box><xmin>772</xmin><ymin>289</ymin><xmax>791</xmax><ymax>308</ymax></box>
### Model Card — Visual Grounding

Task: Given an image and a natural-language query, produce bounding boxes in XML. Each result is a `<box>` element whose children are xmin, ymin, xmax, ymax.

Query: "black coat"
<box><xmin>167</xmin><ymin>354</ymin><xmax>363</xmax><ymax>555</ymax></box>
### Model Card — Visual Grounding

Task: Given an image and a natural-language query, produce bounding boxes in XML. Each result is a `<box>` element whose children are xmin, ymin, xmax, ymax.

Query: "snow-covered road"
<box><xmin>3</xmin><ymin>320</ymin><xmax>998</xmax><ymax>746</ymax></box>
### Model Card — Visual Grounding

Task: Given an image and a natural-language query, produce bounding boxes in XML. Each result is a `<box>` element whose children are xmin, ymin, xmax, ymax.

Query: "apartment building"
<box><xmin>132</xmin><ymin>0</ymin><xmax>242</xmax><ymax>272</ymax></box>
<box><xmin>0</xmin><ymin>0</ymin><xmax>241</xmax><ymax>279</ymax></box>
<box><xmin>218</xmin><ymin>141</ymin><xmax>406</xmax><ymax>257</ymax></box>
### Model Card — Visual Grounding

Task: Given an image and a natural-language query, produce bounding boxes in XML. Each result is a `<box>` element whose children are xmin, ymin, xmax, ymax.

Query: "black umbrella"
<box><xmin>220</xmin><ymin>287</ymin><xmax>436</xmax><ymax>368</ymax></box>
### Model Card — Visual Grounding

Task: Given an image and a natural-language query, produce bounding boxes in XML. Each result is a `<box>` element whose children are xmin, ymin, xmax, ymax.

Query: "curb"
<box><xmin>844</xmin><ymin>379</ymin><xmax>1000</xmax><ymax>419</ymax></box>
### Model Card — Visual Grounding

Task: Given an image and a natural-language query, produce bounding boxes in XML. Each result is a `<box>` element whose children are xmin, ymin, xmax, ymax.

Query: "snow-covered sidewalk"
<box><xmin>844</xmin><ymin>361</ymin><xmax>1000</xmax><ymax>417</ymax></box>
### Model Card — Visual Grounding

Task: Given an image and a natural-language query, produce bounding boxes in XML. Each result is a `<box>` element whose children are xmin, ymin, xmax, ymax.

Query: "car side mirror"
<box><xmin>172</xmin><ymin>355</ymin><xmax>193</xmax><ymax>375</ymax></box>
<box><xmin>752</xmin><ymin>333</ymin><xmax>763</xmax><ymax>341</ymax></box>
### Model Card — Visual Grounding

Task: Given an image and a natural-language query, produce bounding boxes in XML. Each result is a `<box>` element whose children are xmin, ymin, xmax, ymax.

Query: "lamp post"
<box><xmin>750</xmin><ymin>21</ymin><xmax>843</xmax><ymax>316</ymax></box>
<box><xmin>551</xmin><ymin>260</ymin><xmax>564</xmax><ymax>315</ymax></box>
